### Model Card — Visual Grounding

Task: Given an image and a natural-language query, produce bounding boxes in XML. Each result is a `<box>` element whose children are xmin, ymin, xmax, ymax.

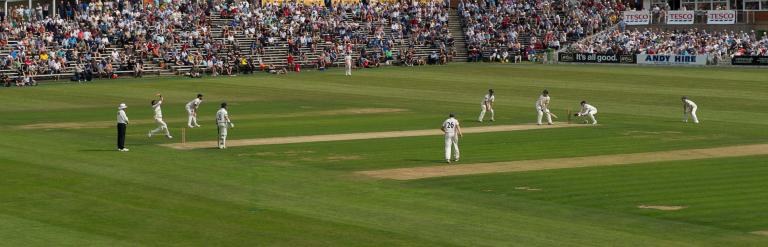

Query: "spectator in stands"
<box><xmin>22</xmin><ymin>71</ymin><xmax>36</xmax><ymax>86</ymax></box>
<box><xmin>134</xmin><ymin>59</ymin><xmax>144</xmax><ymax>78</ymax></box>
<box><xmin>2</xmin><ymin>73</ymin><xmax>11</xmax><ymax>87</ymax></box>
<box><xmin>74</xmin><ymin>63</ymin><xmax>85</xmax><ymax>83</ymax></box>
<box><xmin>223</xmin><ymin>57</ymin><xmax>234</xmax><ymax>76</ymax></box>
<box><xmin>190</xmin><ymin>63</ymin><xmax>202</xmax><ymax>78</ymax></box>
<box><xmin>268</xmin><ymin>64</ymin><xmax>287</xmax><ymax>74</ymax></box>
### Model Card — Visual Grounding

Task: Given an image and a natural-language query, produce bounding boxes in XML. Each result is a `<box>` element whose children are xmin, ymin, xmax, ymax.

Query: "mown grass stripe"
<box><xmin>360</xmin><ymin>144</ymin><xmax>768</xmax><ymax>180</ymax></box>
<box><xmin>162</xmin><ymin>123</ymin><xmax>588</xmax><ymax>150</ymax></box>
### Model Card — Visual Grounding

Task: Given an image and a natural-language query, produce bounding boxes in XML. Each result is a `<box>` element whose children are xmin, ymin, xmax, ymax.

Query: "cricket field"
<box><xmin>1</xmin><ymin>63</ymin><xmax>767</xmax><ymax>246</ymax></box>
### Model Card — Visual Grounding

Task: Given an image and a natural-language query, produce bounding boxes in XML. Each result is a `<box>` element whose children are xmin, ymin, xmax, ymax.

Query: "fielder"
<box><xmin>148</xmin><ymin>94</ymin><xmax>173</xmax><ymax>139</ymax></box>
<box><xmin>344</xmin><ymin>53</ymin><xmax>352</xmax><ymax>76</ymax></box>
<box><xmin>186</xmin><ymin>94</ymin><xmax>203</xmax><ymax>128</ymax></box>
<box><xmin>536</xmin><ymin>89</ymin><xmax>553</xmax><ymax>125</ymax></box>
<box><xmin>682</xmin><ymin>96</ymin><xmax>699</xmax><ymax>123</ymax></box>
<box><xmin>574</xmin><ymin>100</ymin><xmax>598</xmax><ymax>125</ymax></box>
<box><xmin>441</xmin><ymin>113</ymin><xmax>462</xmax><ymax>164</ymax></box>
<box><xmin>216</xmin><ymin>102</ymin><xmax>234</xmax><ymax>149</ymax></box>
<box><xmin>478</xmin><ymin>89</ymin><xmax>495</xmax><ymax>122</ymax></box>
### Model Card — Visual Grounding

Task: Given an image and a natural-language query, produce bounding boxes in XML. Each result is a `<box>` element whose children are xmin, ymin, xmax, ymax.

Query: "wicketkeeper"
<box><xmin>574</xmin><ymin>101</ymin><xmax>598</xmax><ymax>125</ymax></box>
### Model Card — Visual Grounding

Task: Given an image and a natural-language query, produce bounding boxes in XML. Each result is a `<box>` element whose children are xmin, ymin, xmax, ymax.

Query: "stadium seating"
<box><xmin>458</xmin><ymin>0</ymin><xmax>629</xmax><ymax>62</ymax></box>
<box><xmin>567</xmin><ymin>28</ymin><xmax>768</xmax><ymax>64</ymax></box>
<box><xmin>1</xmin><ymin>0</ymin><xmax>470</xmax><ymax>83</ymax></box>
<box><xmin>1</xmin><ymin>0</ymin><xmax>764</xmax><ymax>85</ymax></box>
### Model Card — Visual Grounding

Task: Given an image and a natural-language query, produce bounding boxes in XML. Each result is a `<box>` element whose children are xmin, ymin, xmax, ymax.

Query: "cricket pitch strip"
<box><xmin>357</xmin><ymin>144</ymin><xmax>768</xmax><ymax>180</ymax></box>
<box><xmin>161</xmin><ymin>123</ymin><xmax>588</xmax><ymax>150</ymax></box>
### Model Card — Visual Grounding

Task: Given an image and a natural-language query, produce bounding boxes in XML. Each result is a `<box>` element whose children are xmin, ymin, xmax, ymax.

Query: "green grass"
<box><xmin>0</xmin><ymin>63</ymin><xmax>767</xmax><ymax>246</ymax></box>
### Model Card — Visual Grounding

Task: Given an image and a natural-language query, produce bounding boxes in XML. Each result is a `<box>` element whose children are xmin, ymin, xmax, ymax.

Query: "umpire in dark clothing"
<box><xmin>117</xmin><ymin>103</ymin><xmax>129</xmax><ymax>151</ymax></box>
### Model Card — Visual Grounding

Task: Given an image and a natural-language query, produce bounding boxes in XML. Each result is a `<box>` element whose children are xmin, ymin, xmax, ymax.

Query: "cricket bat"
<box><xmin>549</xmin><ymin>112</ymin><xmax>558</xmax><ymax>119</ymax></box>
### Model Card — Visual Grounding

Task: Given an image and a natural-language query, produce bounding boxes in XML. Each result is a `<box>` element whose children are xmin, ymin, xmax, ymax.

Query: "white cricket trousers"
<box><xmin>536</xmin><ymin>106</ymin><xmax>552</xmax><ymax>125</ymax></box>
<box><xmin>345</xmin><ymin>63</ymin><xmax>352</xmax><ymax>76</ymax></box>
<box><xmin>580</xmin><ymin>110</ymin><xmax>598</xmax><ymax>124</ymax></box>
<box><xmin>444</xmin><ymin>133</ymin><xmax>459</xmax><ymax>161</ymax></box>
<box><xmin>187</xmin><ymin>108</ymin><xmax>198</xmax><ymax>127</ymax></box>
<box><xmin>479</xmin><ymin>104</ymin><xmax>494</xmax><ymax>121</ymax></box>
<box><xmin>685</xmin><ymin>106</ymin><xmax>699</xmax><ymax>123</ymax></box>
<box><xmin>150</xmin><ymin>117</ymin><xmax>171</xmax><ymax>136</ymax></box>
<box><xmin>218</xmin><ymin>123</ymin><xmax>228</xmax><ymax>148</ymax></box>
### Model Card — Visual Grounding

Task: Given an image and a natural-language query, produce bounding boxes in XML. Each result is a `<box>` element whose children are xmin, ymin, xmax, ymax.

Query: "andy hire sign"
<box><xmin>636</xmin><ymin>54</ymin><xmax>708</xmax><ymax>65</ymax></box>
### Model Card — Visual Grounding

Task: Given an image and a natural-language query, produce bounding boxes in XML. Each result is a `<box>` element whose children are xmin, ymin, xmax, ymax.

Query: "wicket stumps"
<box><xmin>181</xmin><ymin>128</ymin><xmax>186</xmax><ymax>144</ymax></box>
<box><xmin>567</xmin><ymin>110</ymin><xmax>571</xmax><ymax>124</ymax></box>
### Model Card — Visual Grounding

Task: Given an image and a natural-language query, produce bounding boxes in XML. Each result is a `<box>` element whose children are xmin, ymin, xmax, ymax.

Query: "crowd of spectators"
<box><xmin>215</xmin><ymin>0</ymin><xmax>456</xmax><ymax>73</ymax></box>
<box><xmin>569</xmin><ymin>28</ymin><xmax>768</xmax><ymax>63</ymax></box>
<box><xmin>459</xmin><ymin>0</ymin><xmax>629</xmax><ymax>62</ymax></box>
<box><xmin>1</xmin><ymin>0</ymin><xmax>219</xmax><ymax>86</ymax></box>
<box><xmin>4</xmin><ymin>0</ymin><xmax>762</xmax><ymax>87</ymax></box>
<box><xmin>0</xmin><ymin>0</ymin><xmax>460</xmax><ymax>87</ymax></box>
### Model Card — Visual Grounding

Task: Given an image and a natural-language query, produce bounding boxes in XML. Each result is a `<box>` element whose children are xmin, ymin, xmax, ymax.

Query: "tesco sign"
<box><xmin>667</xmin><ymin>11</ymin><xmax>694</xmax><ymax>25</ymax></box>
<box><xmin>707</xmin><ymin>10</ymin><xmax>736</xmax><ymax>24</ymax></box>
<box><xmin>623</xmin><ymin>11</ymin><xmax>650</xmax><ymax>25</ymax></box>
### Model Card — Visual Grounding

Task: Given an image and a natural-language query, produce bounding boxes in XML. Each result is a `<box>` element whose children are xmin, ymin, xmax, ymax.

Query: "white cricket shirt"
<box><xmin>442</xmin><ymin>118</ymin><xmax>459</xmax><ymax>134</ymax></box>
<box><xmin>536</xmin><ymin>95</ymin><xmax>550</xmax><ymax>108</ymax></box>
<box><xmin>216</xmin><ymin>108</ymin><xmax>229</xmax><ymax>124</ymax></box>
<box><xmin>186</xmin><ymin>98</ymin><xmax>202</xmax><ymax>110</ymax></box>
<box><xmin>482</xmin><ymin>94</ymin><xmax>495</xmax><ymax>105</ymax></box>
<box><xmin>581</xmin><ymin>103</ymin><xmax>597</xmax><ymax>114</ymax></box>
<box><xmin>152</xmin><ymin>100</ymin><xmax>163</xmax><ymax>118</ymax></box>
<box><xmin>684</xmin><ymin>99</ymin><xmax>697</xmax><ymax>109</ymax></box>
<box><xmin>117</xmin><ymin>109</ymin><xmax>129</xmax><ymax>124</ymax></box>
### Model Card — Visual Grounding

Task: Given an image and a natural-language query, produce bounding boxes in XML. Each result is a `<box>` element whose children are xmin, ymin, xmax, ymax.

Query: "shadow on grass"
<box><xmin>79</xmin><ymin>149</ymin><xmax>118</xmax><ymax>152</ymax></box>
<box><xmin>404</xmin><ymin>159</ymin><xmax>448</xmax><ymax>164</ymax></box>
<box><xmin>80</xmin><ymin>143</ymin><xmax>150</xmax><ymax>152</ymax></box>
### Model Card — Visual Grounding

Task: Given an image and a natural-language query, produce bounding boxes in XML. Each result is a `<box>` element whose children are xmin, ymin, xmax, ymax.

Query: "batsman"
<box><xmin>216</xmin><ymin>102</ymin><xmax>235</xmax><ymax>149</ymax></box>
<box><xmin>535</xmin><ymin>89</ymin><xmax>554</xmax><ymax>125</ymax></box>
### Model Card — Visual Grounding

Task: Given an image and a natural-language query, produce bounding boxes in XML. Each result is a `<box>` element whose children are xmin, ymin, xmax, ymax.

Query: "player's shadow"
<box><xmin>79</xmin><ymin>143</ymin><xmax>150</xmax><ymax>152</ymax></box>
<box><xmin>404</xmin><ymin>159</ymin><xmax>446</xmax><ymax>163</ymax></box>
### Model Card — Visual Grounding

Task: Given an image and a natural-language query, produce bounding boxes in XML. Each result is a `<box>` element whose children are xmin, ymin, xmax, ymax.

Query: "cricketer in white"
<box><xmin>344</xmin><ymin>54</ymin><xmax>352</xmax><ymax>76</ymax></box>
<box><xmin>441</xmin><ymin>113</ymin><xmax>462</xmax><ymax>164</ymax></box>
<box><xmin>216</xmin><ymin>102</ymin><xmax>235</xmax><ymax>149</ymax></box>
<box><xmin>682</xmin><ymin>96</ymin><xmax>699</xmax><ymax>124</ymax></box>
<box><xmin>576</xmin><ymin>101</ymin><xmax>598</xmax><ymax>125</ymax></box>
<box><xmin>186</xmin><ymin>94</ymin><xmax>203</xmax><ymax>128</ymax></box>
<box><xmin>478</xmin><ymin>89</ymin><xmax>495</xmax><ymax>122</ymax></box>
<box><xmin>536</xmin><ymin>89</ymin><xmax>553</xmax><ymax>125</ymax></box>
<box><xmin>148</xmin><ymin>94</ymin><xmax>173</xmax><ymax>139</ymax></box>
